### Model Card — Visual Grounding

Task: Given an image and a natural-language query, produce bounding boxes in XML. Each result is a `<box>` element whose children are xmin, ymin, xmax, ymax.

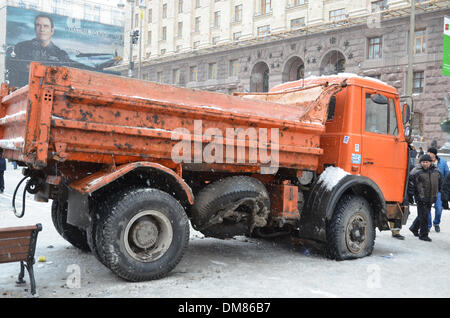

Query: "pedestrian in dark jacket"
<box><xmin>408</xmin><ymin>154</ymin><xmax>442</xmax><ymax>242</ymax></box>
<box><xmin>0</xmin><ymin>149</ymin><xmax>6</xmax><ymax>193</ymax></box>
<box><xmin>426</xmin><ymin>147</ymin><xmax>448</xmax><ymax>232</ymax></box>
<box><xmin>440</xmin><ymin>173</ymin><xmax>450</xmax><ymax>210</ymax></box>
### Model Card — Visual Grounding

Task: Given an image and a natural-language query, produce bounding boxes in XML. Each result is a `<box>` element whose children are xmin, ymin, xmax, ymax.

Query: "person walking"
<box><xmin>408</xmin><ymin>154</ymin><xmax>442</xmax><ymax>242</ymax></box>
<box><xmin>409</xmin><ymin>145</ymin><xmax>417</xmax><ymax>171</ymax></box>
<box><xmin>0</xmin><ymin>149</ymin><xmax>6</xmax><ymax>193</ymax></box>
<box><xmin>418</xmin><ymin>147</ymin><xmax>424</xmax><ymax>158</ymax></box>
<box><xmin>441</xmin><ymin>172</ymin><xmax>450</xmax><ymax>210</ymax></box>
<box><xmin>426</xmin><ymin>147</ymin><xmax>448</xmax><ymax>232</ymax></box>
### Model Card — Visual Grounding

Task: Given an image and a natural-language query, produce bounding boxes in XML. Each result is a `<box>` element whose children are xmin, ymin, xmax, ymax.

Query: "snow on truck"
<box><xmin>0</xmin><ymin>62</ymin><xmax>413</xmax><ymax>281</ymax></box>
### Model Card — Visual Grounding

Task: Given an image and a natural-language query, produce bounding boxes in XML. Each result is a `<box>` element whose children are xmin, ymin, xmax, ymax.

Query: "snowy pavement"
<box><xmin>1</xmin><ymin>165</ymin><xmax>450</xmax><ymax>298</ymax></box>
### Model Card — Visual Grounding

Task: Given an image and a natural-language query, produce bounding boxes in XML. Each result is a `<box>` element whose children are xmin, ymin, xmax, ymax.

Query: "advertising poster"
<box><xmin>4</xmin><ymin>6</ymin><xmax>124</xmax><ymax>87</ymax></box>
<box><xmin>444</xmin><ymin>16</ymin><xmax>450</xmax><ymax>77</ymax></box>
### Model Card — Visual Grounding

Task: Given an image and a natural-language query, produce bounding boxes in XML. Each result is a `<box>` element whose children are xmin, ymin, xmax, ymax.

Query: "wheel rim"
<box><xmin>345</xmin><ymin>213</ymin><xmax>368</xmax><ymax>254</ymax></box>
<box><xmin>124</xmin><ymin>210</ymin><xmax>173</xmax><ymax>262</ymax></box>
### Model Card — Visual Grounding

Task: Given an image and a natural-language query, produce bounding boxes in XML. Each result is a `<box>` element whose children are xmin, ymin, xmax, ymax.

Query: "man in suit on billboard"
<box><xmin>7</xmin><ymin>14</ymin><xmax>77</xmax><ymax>87</ymax></box>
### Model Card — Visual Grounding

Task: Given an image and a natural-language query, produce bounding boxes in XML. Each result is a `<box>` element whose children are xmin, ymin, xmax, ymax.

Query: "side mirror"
<box><xmin>402</xmin><ymin>103</ymin><xmax>411</xmax><ymax>125</ymax></box>
<box><xmin>370</xmin><ymin>94</ymin><xmax>388</xmax><ymax>104</ymax></box>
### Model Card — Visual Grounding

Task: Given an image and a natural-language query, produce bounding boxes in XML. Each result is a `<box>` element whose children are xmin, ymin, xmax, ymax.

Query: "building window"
<box><xmin>157</xmin><ymin>71</ymin><xmax>163</xmax><ymax>82</ymax></box>
<box><xmin>193</xmin><ymin>41</ymin><xmax>200</xmax><ymax>49</ymax></box>
<box><xmin>135</xmin><ymin>13</ymin><xmax>139</xmax><ymax>27</ymax></box>
<box><xmin>329</xmin><ymin>8</ymin><xmax>346</xmax><ymax>23</ymax></box>
<box><xmin>234</xmin><ymin>4</ymin><xmax>242</xmax><ymax>23</ymax></box>
<box><xmin>214</xmin><ymin>11</ymin><xmax>221</xmax><ymax>28</ymax></box>
<box><xmin>414</xmin><ymin>29</ymin><xmax>426</xmax><ymax>54</ymax></box>
<box><xmin>212</xmin><ymin>36</ymin><xmax>220</xmax><ymax>46</ymax></box>
<box><xmin>230</xmin><ymin>59</ymin><xmax>240</xmax><ymax>77</ymax></box>
<box><xmin>371</xmin><ymin>0</ymin><xmax>387</xmax><ymax>12</ymax></box>
<box><xmin>178</xmin><ymin>0</ymin><xmax>183</xmax><ymax>13</ymax></box>
<box><xmin>147</xmin><ymin>31</ymin><xmax>152</xmax><ymax>45</ymax></box>
<box><xmin>367</xmin><ymin>37</ymin><xmax>382</xmax><ymax>59</ymax></box>
<box><xmin>257</xmin><ymin>25</ymin><xmax>270</xmax><ymax>37</ymax></box>
<box><xmin>194</xmin><ymin>17</ymin><xmax>201</xmax><ymax>32</ymax></box>
<box><xmin>162</xmin><ymin>3</ymin><xmax>167</xmax><ymax>19</ymax></box>
<box><xmin>208</xmin><ymin>63</ymin><xmax>217</xmax><ymax>80</ymax></box>
<box><xmin>161</xmin><ymin>26</ymin><xmax>167</xmax><ymax>41</ymax></box>
<box><xmin>233</xmin><ymin>31</ymin><xmax>242</xmax><ymax>41</ymax></box>
<box><xmin>173</xmin><ymin>69</ymin><xmax>180</xmax><ymax>84</ymax></box>
<box><xmin>413</xmin><ymin>71</ymin><xmax>425</xmax><ymax>93</ymax></box>
<box><xmin>294</xmin><ymin>0</ymin><xmax>306</xmax><ymax>5</ymax></box>
<box><xmin>195</xmin><ymin>0</ymin><xmax>201</xmax><ymax>8</ymax></box>
<box><xmin>190</xmin><ymin>66</ymin><xmax>198</xmax><ymax>82</ymax></box>
<box><xmin>177</xmin><ymin>22</ymin><xmax>183</xmax><ymax>38</ymax></box>
<box><xmin>291</xmin><ymin>17</ymin><xmax>305</xmax><ymax>30</ymax></box>
<box><xmin>160</xmin><ymin>49</ymin><xmax>166</xmax><ymax>55</ymax></box>
<box><xmin>260</xmin><ymin>0</ymin><xmax>271</xmax><ymax>15</ymax></box>
<box><xmin>148</xmin><ymin>8</ymin><xmax>152</xmax><ymax>23</ymax></box>
<box><xmin>175</xmin><ymin>45</ymin><xmax>182</xmax><ymax>52</ymax></box>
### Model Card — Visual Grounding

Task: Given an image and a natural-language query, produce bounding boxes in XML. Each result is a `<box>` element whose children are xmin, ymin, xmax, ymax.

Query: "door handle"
<box><xmin>363</xmin><ymin>161</ymin><xmax>374</xmax><ymax>165</ymax></box>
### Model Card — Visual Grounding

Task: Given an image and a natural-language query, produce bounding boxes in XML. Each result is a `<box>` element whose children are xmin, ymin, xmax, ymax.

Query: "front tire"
<box><xmin>326</xmin><ymin>195</ymin><xmax>375</xmax><ymax>260</ymax></box>
<box><xmin>95</xmin><ymin>188</ymin><xmax>190</xmax><ymax>281</ymax></box>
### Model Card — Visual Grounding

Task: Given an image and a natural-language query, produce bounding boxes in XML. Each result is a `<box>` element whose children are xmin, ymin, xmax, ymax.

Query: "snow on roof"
<box><xmin>271</xmin><ymin>72</ymin><xmax>389</xmax><ymax>92</ymax></box>
<box><xmin>305</xmin><ymin>73</ymin><xmax>387</xmax><ymax>86</ymax></box>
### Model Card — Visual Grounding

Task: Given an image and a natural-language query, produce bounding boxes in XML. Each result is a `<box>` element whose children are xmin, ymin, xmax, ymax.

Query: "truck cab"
<box><xmin>271</xmin><ymin>75</ymin><xmax>411</xmax><ymax>254</ymax></box>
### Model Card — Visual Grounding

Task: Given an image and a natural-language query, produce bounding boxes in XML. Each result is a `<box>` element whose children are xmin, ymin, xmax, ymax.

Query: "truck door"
<box><xmin>361</xmin><ymin>90</ymin><xmax>407</xmax><ymax>202</ymax></box>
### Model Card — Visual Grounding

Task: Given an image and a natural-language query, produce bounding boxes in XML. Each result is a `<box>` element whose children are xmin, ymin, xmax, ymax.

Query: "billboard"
<box><xmin>4</xmin><ymin>6</ymin><xmax>124</xmax><ymax>87</ymax></box>
<box><xmin>444</xmin><ymin>16</ymin><xmax>450</xmax><ymax>77</ymax></box>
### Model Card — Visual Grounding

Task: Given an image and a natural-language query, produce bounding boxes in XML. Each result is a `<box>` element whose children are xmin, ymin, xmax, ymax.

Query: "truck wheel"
<box><xmin>95</xmin><ymin>188</ymin><xmax>190</xmax><ymax>282</ymax></box>
<box><xmin>326</xmin><ymin>195</ymin><xmax>375</xmax><ymax>260</ymax></box>
<box><xmin>191</xmin><ymin>176</ymin><xmax>270</xmax><ymax>239</ymax></box>
<box><xmin>86</xmin><ymin>200</ymin><xmax>109</xmax><ymax>266</ymax></box>
<box><xmin>51</xmin><ymin>199</ymin><xmax>91</xmax><ymax>252</ymax></box>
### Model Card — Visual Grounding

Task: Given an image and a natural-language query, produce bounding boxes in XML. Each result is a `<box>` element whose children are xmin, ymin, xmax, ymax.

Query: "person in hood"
<box><xmin>426</xmin><ymin>147</ymin><xmax>448</xmax><ymax>232</ymax></box>
<box><xmin>408</xmin><ymin>154</ymin><xmax>442</xmax><ymax>242</ymax></box>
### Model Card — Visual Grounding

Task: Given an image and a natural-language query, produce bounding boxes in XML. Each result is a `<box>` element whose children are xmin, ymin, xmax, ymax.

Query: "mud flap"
<box><xmin>67</xmin><ymin>188</ymin><xmax>90</xmax><ymax>230</ymax></box>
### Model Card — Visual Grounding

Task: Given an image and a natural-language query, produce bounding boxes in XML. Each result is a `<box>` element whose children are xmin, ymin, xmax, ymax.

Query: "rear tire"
<box><xmin>326</xmin><ymin>195</ymin><xmax>375</xmax><ymax>260</ymax></box>
<box><xmin>51</xmin><ymin>199</ymin><xmax>91</xmax><ymax>252</ymax></box>
<box><xmin>86</xmin><ymin>199</ymin><xmax>109</xmax><ymax>266</ymax></box>
<box><xmin>95</xmin><ymin>188</ymin><xmax>190</xmax><ymax>281</ymax></box>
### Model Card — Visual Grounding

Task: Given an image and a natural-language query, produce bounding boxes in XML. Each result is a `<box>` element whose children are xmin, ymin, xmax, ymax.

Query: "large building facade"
<box><xmin>112</xmin><ymin>0</ymin><xmax>450</xmax><ymax>145</ymax></box>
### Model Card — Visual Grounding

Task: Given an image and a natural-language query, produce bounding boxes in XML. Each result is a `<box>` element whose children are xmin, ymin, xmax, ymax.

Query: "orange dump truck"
<box><xmin>0</xmin><ymin>63</ymin><xmax>412</xmax><ymax>281</ymax></box>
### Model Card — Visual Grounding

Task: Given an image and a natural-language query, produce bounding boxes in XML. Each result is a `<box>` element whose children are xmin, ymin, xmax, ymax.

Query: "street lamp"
<box><xmin>406</xmin><ymin>0</ymin><xmax>416</xmax><ymax>97</ymax></box>
<box><xmin>118</xmin><ymin>0</ymin><xmax>136</xmax><ymax>77</ymax></box>
<box><xmin>138</xmin><ymin>1</ymin><xmax>146</xmax><ymax>80</ymax></box>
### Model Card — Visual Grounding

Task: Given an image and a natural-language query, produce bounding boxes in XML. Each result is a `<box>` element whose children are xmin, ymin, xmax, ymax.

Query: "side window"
<box><xmin>364</xmin><ymin>93</ymin><xmax>398</xmax><ymax>136</ymax></box>
<box><xmin>327</xmin><ymin>96</ymin><xmax>336</xmax><ymax>121</ymax></box>
<box><xmin>365</xmin><ymin>93</ymin><xmax>388</xmax><ymax>134</ymax></box>
<box><xmin>389</xmin><ymin>98</ymin><xmax>398</xmax><ymax>136</ymax></box>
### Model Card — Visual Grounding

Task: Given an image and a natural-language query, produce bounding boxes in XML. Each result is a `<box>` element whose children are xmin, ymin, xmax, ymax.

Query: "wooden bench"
<box><xmin>0</xmin><ymin>224</ymin><xmax>42</xmax><ymax>296</ymax></box>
